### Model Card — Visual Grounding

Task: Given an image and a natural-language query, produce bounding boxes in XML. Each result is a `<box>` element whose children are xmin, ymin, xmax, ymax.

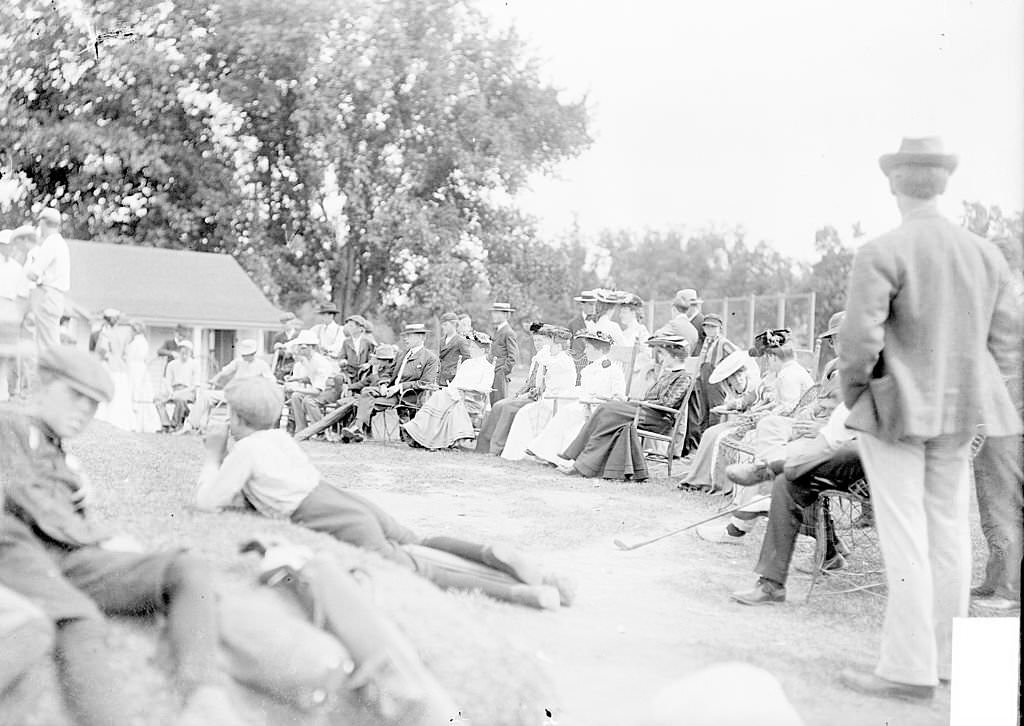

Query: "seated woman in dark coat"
<box><xmin>557</xmin><ymin>335</ymin><xmax>695</xmax><ymax>481</ymax></box>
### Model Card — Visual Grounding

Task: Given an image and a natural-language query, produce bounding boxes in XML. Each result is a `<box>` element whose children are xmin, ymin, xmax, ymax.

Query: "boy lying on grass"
<box><xmin>194</xmin><ymin>376</ymin><xmax>574</xmax><ymax>610</ymax></box>
<box><xmin>0</xmin><ymin>346</ymin><xmax>246</xmax><ymax>726</ymax></box>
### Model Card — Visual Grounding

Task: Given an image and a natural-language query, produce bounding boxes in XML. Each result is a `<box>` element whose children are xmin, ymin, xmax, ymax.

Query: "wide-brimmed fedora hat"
<box><xmin>316</xmin><ymin>303</ymin><xmax>340</xmax><ymax>316</ymax></box>
<box><xmin>293</xmin><ymin>329</ymin><xmax>319</xmax><ymax>347</ymax></box>
<box><xmin>401</xmin><ymin>323</ymin><xmax>428</xmax><ymax>336</ymax></box>
<box><xmin>818</xmin><ymin>311</ymin><xmax>846</xmax><ymax>339</ymax></box>
<box><xmin>491</xmin><ymin>302</ymin><xmax>515</xmax><ymax>313</ymax></box>
<box><xmin>709</xmin><ymin>350</ymin><xmax>752</xmax><ymax>385</ymax></box>
<box><xmin>878</xmin><ymin>137</ymin><xmax>958</xmax><ymax>175</ymax></box>
<box><xmin>574</xmin><ymin>329</ymin><xmax>614</xmax><ymax>345</ymax></box>
<box><xmin>372</xmin><ymin>343</ymin><xmax>398</xmax><ymax>360</ymax></box>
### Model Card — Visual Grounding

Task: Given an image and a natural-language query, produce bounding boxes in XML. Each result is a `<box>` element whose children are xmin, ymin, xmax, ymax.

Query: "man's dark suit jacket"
<box><xmin>438</xmin><ymin>334</ymin><xmax>471</xmax><ymax>386</ymax></box>
<box><xmin>390</xmin><ymin>347</ymin><xmax>440</xmax><ymax>395</ymax></box>
<box><xmin>339</xmin><ymin>336</ymin><xmax>375</xmax><ymax>374</ymax></box>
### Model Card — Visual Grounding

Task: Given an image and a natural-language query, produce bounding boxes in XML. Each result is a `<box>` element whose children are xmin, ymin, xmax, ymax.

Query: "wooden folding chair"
<box><xmin>633</xmin><ymin>378</ymin><xmax>698</xmax><ymax>477</ymax></box>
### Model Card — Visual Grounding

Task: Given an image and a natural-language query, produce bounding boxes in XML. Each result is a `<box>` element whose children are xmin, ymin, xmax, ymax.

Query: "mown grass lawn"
<box><xmin>13</xmin><ymin>418</ymin><xmax>995</xmax><ymax>725</ymax></box>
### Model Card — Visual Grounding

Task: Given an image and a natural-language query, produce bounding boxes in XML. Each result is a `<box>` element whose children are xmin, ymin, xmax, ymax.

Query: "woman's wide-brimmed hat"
<box><xmin>467</xmin><ymin>330</ymin><xmax>492</xmax><ymax>347</ymax></box>
<box><xmin>748</xmin><ymin>328</ymin><xmax>791</xmax><ymax>357</ymax></box>
<box><xmin>538</xmin><ymin>324</ymin><xmax>572</xmax><ymax>340</ymax></box>
<box><xmin>574</xmin><ymin>329</ymin><xmax>613</xmax><ymax>345</ymax></box>
<box><xmin>646</xmin><ymin>335</ymin><xmax>691</xmax><ymax>354</ymax></box>
<box><xmin>878</xmin><ymin>137</ymin><xmax>958</xmax><ymax>175</ymax></box>
<box><xmin>528</xmin><ymin>321</ymin><xmax>545</xmax><ymax>334</ymax></box>
<box><xmin>619</xmin><ymin>292</ymin><xmax>644</xmax><ymax>307</ymax></box>
<box><xmin>709</xmin><ymin>350</ymin><xmax>752</xmax><ymax>384</ymax></box>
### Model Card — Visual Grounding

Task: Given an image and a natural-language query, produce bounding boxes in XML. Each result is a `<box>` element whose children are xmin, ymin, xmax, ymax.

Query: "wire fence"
<box><xmin>647</xmin><ymin>292</ymin><xmax>817</xmax><ymax>350</ymax></box>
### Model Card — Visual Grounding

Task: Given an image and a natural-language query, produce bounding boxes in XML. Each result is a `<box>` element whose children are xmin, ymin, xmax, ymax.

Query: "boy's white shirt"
<box><xmin>195</xmin><ymin>428</ymin><xmax>320</xmax><ymax>516</ymax></box>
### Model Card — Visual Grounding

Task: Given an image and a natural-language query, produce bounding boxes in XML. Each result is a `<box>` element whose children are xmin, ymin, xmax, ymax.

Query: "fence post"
<box><xmin>808</xmin><ymin>291</ymin><xmax>816</xmax><ymax>346</ymax></box>
<box><xmin>647</xmin><ymin>299</ymin><xmax>656</xmax><ymax>330</ymax></box>
<box><xmin>722</xmin><ymin>297</ymin><xmax>730</xmax><ymax>340</ymax></box>
<box><xmin>747</xmin><ymin>294</ymin><xmax>756</xmax><ymax>343</ymax></box>
<box><xmin>776</xmin><ymin>295</ymin><xmax>786</xmax><ymax>330</ymax></box>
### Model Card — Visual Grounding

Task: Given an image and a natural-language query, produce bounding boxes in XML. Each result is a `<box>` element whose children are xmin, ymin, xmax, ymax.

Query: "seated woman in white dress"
<box><xmin>404</xmin><ymin>331</ymin><xmax>494</xmax><ymax>449</ymax></box>
<box><xmin>500</xmin><ymin>325</ymin><xmax>578</xmax><ymax>460</ymax></box>
<box><xmin>592</xmin><ymin>290</ymin><xmax>627</xmax><ymax>346</ymax></box>
<box><xmin>676</xmin><ymin>349</ymin><xmax>764</xmax><ymax>492</ymax></box>
<box><xmin>525</xmin><ymin>329</ymin><xmax>626</xmax><ymax>467</ymax></box>
<box><xmin>616</xmin><ymin>293</ymin><xmax>654</xmax><ymax>396</ymax></box>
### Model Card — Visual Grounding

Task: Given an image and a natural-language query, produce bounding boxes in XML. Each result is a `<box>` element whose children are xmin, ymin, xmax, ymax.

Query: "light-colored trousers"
<box><xmin>857</xmin><ymin>432</ymin><xmax>972</xmax><ymax>685</ymax></box>
<box><xmin>29</xmin><ymin>285</ymin><xmax>63</xmax><ymax>351</ymax></box>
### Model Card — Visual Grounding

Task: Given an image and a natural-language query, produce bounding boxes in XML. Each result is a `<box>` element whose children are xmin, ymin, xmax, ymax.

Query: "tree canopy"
<box><xmin>0</xmin><ymin>0</ymin><xmax>591</xmax><ymax>321</ymax></box>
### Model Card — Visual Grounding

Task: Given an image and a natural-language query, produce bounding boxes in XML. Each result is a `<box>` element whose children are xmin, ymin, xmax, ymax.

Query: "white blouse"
<box><xmin>448</xmin><ymin>356</ymin><xmax>494</xmax><ymax>394</ymax></box>
<box><xmin>578</xmin><ymin>356</ymin><xmax>627</xmax><ymax>400</ymax></box>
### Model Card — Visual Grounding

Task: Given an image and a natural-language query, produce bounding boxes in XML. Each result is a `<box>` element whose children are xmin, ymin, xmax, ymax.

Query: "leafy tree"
<box><xmin>806</xmin><ymin>224</ymin><xmax>855</xmax><ymax>335</ymax></box>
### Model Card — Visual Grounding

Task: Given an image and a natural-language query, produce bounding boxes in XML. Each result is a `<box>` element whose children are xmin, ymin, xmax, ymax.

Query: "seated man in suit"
<box><xmin>727</xmin><ymin>403</ymin><xmax>860</xmax><ymax>605</ymax></box>
<box><xmin>437</xmin><ymin>312</ymin><xmax>471</xmax><ymax>387</ymax></box>
<box><xmin>341</xmin><ymin>323</ymin><xmax>439</xmax><ymax>443</ymax></box>
<box><xmin>338</xmin><ymin>314</ymin><xmax>375</xmax><ymax>383</ymax></box>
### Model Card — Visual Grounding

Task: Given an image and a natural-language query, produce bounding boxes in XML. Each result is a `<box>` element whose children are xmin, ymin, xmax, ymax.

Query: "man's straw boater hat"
<box><xmin>878</xmin><ymin>137</ymin><xmax>958</xmax><ymax>176</ymax></box>
<box><xmin>490</xmin><ymin>302</ymin><xmax>515</xmax><ymax>313</ymax></box>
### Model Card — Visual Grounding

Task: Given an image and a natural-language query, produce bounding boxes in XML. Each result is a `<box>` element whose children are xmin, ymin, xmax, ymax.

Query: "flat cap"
<box><xmin>344</xmin><ymin>314</ymin><xmax>370</xmax><ymax>329</ymax></box>
<box><xmin>702</xmin><ymin>313</ymin><xmax>724</xmax><ymax>327</ymax></box>
<box><xmin>39</xmin><ymin>345</ymin><xmax>114</xmax><ymax>403</ymax></box>
<box><xmin>439</xmin><ymin>312</ymin><xmax>459</xmax><ymax>323</ymax></box>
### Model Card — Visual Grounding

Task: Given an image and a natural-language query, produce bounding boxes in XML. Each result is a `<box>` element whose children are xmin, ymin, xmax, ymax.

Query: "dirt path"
<box><xmin>308</xmin><ymin>444</ymin><xmax>953</xmax><ymax>726</ymax></box>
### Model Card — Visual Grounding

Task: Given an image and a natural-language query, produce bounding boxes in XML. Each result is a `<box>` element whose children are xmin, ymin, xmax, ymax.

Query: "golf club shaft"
<box><xmin>616</xmin><ymin>494</ymin><xmax>771</xmax><ymax>550</ymax></box>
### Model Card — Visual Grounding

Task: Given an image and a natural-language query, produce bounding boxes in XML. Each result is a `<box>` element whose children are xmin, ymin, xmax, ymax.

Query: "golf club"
<box><xmin>613</xmin><ymin>494</ymin><xmax>771</xmax><ymax>551</ymax></box>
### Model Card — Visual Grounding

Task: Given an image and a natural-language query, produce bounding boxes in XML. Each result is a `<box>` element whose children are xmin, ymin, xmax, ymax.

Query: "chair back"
<box><xmin>608</xmin><ymin>344</ymin><xmax>638</xmax><ymax>393</ymax></box>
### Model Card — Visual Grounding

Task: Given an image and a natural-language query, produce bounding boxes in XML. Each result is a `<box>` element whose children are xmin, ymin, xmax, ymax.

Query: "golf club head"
<box><xmin>613</xmin><ymin>538</ymin><xmax>632</xmax><ymax>551</ymax></box>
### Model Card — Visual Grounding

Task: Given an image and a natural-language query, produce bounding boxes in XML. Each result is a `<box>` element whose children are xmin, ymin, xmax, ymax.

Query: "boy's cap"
<box><xmin>237</xmin><ymin>339</ymin><xmax>258</xmax><ymax>356</ymax></box>
<box><xmin>344</xmin><ymin>314</ymin><xmax>370</xmax><ymax>329</ymax></box>
<box><xmin>440</xmin><ymin>312</ymin><xmax>458</xmax><ymax>323</ymax></box>
<box><xmin>224</xmin><ymin>376</ymin><xmax>285</xmax><ymax>429</ymax></box>
<box><xmin>39</xmin><ymin>345</ymin><xmax>114</xmax><ymax>403</ymax></box>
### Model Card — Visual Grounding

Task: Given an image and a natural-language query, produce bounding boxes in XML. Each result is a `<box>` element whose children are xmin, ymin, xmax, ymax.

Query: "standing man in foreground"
<box><xmin>838</xmin><ymin>137</ymin><xmax>1022</xmax><ymax>700</ymax></box>
<box><xmin>23</xmin><ymin>208</ymin><xmax>70</xmax><ymax>352</ymax></box>
<box><xmin>489</xmin><ymin>302</ymin><xmax>519</xmax><ymax>404</ymax></box>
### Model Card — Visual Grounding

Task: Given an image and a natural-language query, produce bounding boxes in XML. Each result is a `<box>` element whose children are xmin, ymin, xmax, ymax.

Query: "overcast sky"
<box><xmin>481</xmin><ymin>0</ymin><xmax>1024</xmax><ymax>258</ymax></box>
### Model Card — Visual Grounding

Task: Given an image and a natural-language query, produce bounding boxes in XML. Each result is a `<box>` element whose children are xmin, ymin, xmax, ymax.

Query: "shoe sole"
<box><xmin>729</xmin><ymin>594</ymin><xmax>784</xmax><ymax>606</ymax></box>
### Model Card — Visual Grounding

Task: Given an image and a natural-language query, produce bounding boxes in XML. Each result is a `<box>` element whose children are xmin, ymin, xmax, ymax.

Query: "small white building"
<box><xmin>66</xmin><ymin>240</ymin><xmax>284</xmax><ymax>380</ymax></box>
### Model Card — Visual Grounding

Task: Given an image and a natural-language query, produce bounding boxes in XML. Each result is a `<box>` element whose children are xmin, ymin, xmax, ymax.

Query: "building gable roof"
<box><xmin>68</xmin><ymin>240</ymin><xmax>283</xmax><ymax>329</ymax></box>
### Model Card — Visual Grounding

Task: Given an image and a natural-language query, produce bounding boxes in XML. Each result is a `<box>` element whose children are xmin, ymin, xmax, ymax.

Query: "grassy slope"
<box><xmin>13</xmin><ymin>417</ymin><xmax>994</xmax><ymax>726</ymax></box>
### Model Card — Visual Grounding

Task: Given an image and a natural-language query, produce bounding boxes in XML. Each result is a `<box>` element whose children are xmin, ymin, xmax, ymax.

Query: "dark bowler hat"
<box><xmin>401</xmin><ymin>323</ymin><xmax>428</xmax><ymax>336</ymax></box>
<box><xmin>818</xmin><ymin>311</ymin><xmax>846</xmax><ymax>339</ymax></box>
<box><xmin>702</xmin><ymin>313</ymin><xmax>724</xmax><ymax>327</ymax></box>
<box><xmin>491</xmin><ymin>302</ymin><xmax>515</xmax><ymax>313</ymax></box>
<box><xmin>439</xmin><ymin>312</ymin><xmax>459</xmax><ymax>323</ymax></box>
<box><xmin>879</xmin><ymin>137</ymin><xmax>958</xmax><ymax>175</ymax></box>
<box><xmin>38</xmin><ymin>345</ymin><xmax>114</xmax><ymax>403</ymax></box>
<box><xmin>574</xmin><ymin>329</ymin><xmax>613</xmax><ymax>345</ymax></box>
<box><xmin>316</xmin><ymin>303</ymin><xmax>340</xmax><ymax>316</ymax></box>
<box><xmin>344</xmin><ymin>314</ymin><xmax>370</xmax><ymax>329</ymax></box>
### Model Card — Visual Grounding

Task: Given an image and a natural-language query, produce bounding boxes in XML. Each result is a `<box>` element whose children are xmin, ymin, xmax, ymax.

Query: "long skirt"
<box><xmin>475</xmin><ymin>398</ymin><xmax>531</xmax><ymax>455</ymax></box>
<box><xmin>528</xmin><ymin>401</ymin><xmax>593</xmax><ymax>467</ymax></box>
<box><xmin>403</xmin><ymin>389</ymin><xmax>476</xmax><ymax>450</ymax></box>
<box><xmin>679</xmin><ymin>421</ymin><xmax>738</xmax><ymax>490</ymax></box>
<box><xmin>95</xmin><ymin>370</ymin><xmax>136</xmax><ymax>431</ymax></box>
<box><xmin>500</xmin><ymin>399</ymin><xmax>557</xmax><ymax>461</ymax></box>
<box><xmin>560</xmin><ymin>401</ymin><xmax>671</xmax><ymax>481</ymax></box>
